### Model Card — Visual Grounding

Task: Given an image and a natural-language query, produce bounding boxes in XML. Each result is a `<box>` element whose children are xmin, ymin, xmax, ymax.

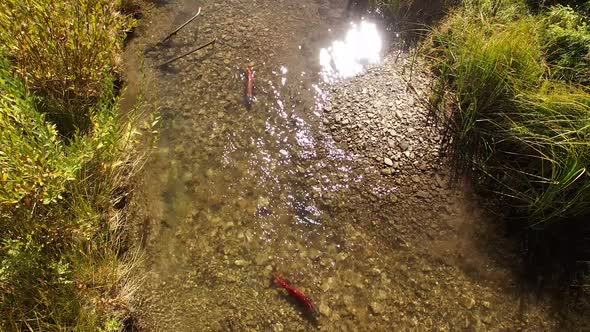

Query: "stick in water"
<box><xmin>159</xmin><ymin>38</ymin><xmax>216</xmax><ymax>66</ymax></box>
<box><xmin>160</xmin><ymin>7</ymin><xmax>202</xmax><ymax>43</ymax></box>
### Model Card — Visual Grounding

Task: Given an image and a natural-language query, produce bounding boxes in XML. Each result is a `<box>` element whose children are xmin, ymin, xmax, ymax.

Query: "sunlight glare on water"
<box><xmin>320</xmin><ymin>21</ymin><xmax>382</xmax><ymax>82</ymax></box>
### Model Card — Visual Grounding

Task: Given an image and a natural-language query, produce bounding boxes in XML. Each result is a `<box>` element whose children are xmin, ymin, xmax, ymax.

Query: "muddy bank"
<box><xmin>122</xmin><ymin>0</ymin><xmax>583</xmax><ymax>330</ymax></box>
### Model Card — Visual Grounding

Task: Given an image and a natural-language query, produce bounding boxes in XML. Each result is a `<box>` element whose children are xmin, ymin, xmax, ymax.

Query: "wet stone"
<box><xmin>416</xmin><ymin>191</ymin><xmax>430</xmax><ymax>199</ymax></box>
<box><xmin>399</xmin><ymin>140</ymin><xmax>409</xmax><ymax>151</ymax></box>
<box><xmin>234</xmin><ymin>259</ymin><xmax>250</xmax><ymax>267</ymax></box>
<box><xmin>319</xmin><ymin>303</ymin><xmax>332</xmax><ymax>317</ymax></box>
<box><xmin>370</xmin><ymin>302</ymin><xmax>384</xmax><ymax>315</ymax></box>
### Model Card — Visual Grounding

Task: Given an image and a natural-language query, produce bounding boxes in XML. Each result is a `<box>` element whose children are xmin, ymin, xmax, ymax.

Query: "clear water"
<box><xmin>122</xmin><ymin>0</ymin><xmax>561</xmax><ymax>330</ymax></box>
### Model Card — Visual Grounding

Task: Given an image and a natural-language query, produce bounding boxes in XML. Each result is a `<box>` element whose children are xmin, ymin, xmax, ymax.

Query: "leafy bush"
<box><xmin>0</xmin><ymin>0</ymin><xmax>134</xmax><ymax>133</ymax></box>
<box><xmin>0</xmin><ymin>58</ymin><xmax>139</xmax><ymax>331</ymax></box>
<box><xmin>0</xmin><ymin>0</ymin><xmax>141</xmax><ymax>330</ymax></box>
<box><xmin>0</xmin><ymin>59</ymin><xmax>82</xmax><ymax>206</ymax></box>
<box><xmin>542</xmin><ymin>5</ymin><xmax>590</xmax><ymax>85</ymax></box>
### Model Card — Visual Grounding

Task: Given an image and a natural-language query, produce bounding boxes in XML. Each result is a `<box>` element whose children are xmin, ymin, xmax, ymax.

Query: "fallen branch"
<box><xmin>160</xmin><ymin>7</ymin><xmax>202</xmax><ymax>43</ymax></box>
<box><xmin>159</xmin><ymin>38</ymin><xmax>216</xmax><ymax>66</ymax></box>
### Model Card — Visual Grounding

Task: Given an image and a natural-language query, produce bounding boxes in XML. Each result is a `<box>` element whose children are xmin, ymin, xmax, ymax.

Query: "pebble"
<box><xmin>319</xmin><ymin>303</ymin><xmax>332</xmax><ymax>317</ymax></box>
<box><xmin>322</xmin><ymin>277</ymin><xmax>335</xmax><ymax>292</ymax></box>
<box><xmin>384</xmin><ymin>157</ymin><xmax>394</xmax><ymax>166</ymax></box>
<box><xmin>234</xmin><ymin>259</ymin><xmax>249</xmax><ymax>267</ymax></box>
<box><xmin>369</xmin><ymin>302</ymin><xmax>384</xmax><ymax>315</ymax></box>
<box><xmin>399</xmin><ymin>140</ymin><xmax>409</xmax><ymax>151</ymax></box>
<box><xmin>416</xmin><ymin>191</ymin><xmax>430</xmax><ymax>199</ymax></box>
<box><xmin>460</xmin><ymin>295</ymin><xmax>476</xmax><ymax>309</ymax></box>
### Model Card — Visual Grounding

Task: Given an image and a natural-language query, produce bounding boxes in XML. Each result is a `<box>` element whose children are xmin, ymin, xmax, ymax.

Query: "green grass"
<box><xmin>426</xmin><ymin>0</ymin><xmax>590</xmax><ymax>226</ymax></box>
<box><xmin>0</xmin><ymin>1</ymin><xmax>142</xmax><ymax>331</ymax></box>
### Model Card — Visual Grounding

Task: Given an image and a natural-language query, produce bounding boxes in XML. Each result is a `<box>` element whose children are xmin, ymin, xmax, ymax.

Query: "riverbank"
<box><xmin>0</xmin><ymin>1</ymin><xmax>142</xmax><ymax>330</ymax></box>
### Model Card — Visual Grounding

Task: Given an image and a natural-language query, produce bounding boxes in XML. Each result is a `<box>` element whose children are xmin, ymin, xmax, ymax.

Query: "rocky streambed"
<box><xmin>122</xmin><ymin>0</ymin><xmax>586</xmax><ymax>330</ymax></box>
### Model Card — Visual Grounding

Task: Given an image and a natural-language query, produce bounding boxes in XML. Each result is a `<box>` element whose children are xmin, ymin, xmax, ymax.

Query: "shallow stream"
<box><xmin>122</xmin><ymin>1</ymin><xmax>564</xmax><ymax>330</ymax></box>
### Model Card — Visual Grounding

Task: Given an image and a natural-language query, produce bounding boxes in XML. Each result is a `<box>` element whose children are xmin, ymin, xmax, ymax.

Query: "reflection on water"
<box><xmin>320</xmin><ymin>21</ymin><xmax>382</xmax><ymax>82</ymax></box>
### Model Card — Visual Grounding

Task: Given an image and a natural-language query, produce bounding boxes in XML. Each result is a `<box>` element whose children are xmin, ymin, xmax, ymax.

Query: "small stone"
<box><xmin>435</xmin><ymin>174</ymin><xmax>446</xmax><ymax>188</ymax></box>
<box><xmin>234</xmin><ymin>259</ymin><xmax>249</xmax><ymax>267</ymax></box>
<box><xmin>411</xmin><ymin>175</ymin><xmax>421</xmax><ymax>183</ymax></box>
<box><xmin>322</xmin><ymin>277</ymin><xmax>335</xmax><ymax>292</ymax></box>
<box><xmin>418</xmin><ymin>161</ymin><xmax>428</xmax><ymax>171</ymax></box>
<box><xmin>390</xmin><ymin>194</ymin><xmax>398</xmax><ymax>203</ymax></box>
<box><xmin>399</xmin><ymin>141</ymin><xmax>409</xmax><ymax>151</ymax></box>
<box><xmin>319</xmin><ymin>303</ymin><xmax>331</xmax><ymax>317</ymax></box>
<box><xmin>460</xmin><ymin>295</ymin><xmax>475</xmax><ymax>309</ymax></box>
<box><xmin>369</xmin><ymin>302</ymin><xmax>384</xmax><ymax>315</ymax></box>
<box><xmin>254</xmin><ymin>253</ymin><xmax>267</xmax><ymax>265</ymax></box>
<box><xmin>381</xmin><ymin>168</ymin><xmax>393</xmax><ymax>176</ymax></box>
<box><xmin>384</xmin><ymin>157</ymin><xmax>394</xmax><ymax>166</ymax></box>
<box><xmin>482</xmin><ymin>313</ymin><xmax>493</xmax><ymax>324</ymax></box>
<box><xmin>416</xmin><ymin>191</ymin><xmax>430</xmax><ymax>199</ymax></box>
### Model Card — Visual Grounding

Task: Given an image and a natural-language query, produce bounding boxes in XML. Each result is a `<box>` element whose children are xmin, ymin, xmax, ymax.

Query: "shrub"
<box><xmin>0</xmin><ymin>58</ymin><xmax>139</xmax><ymax>331</ymax></box>
<box><xmin>542</xmin><ymin>4</ymin><xmax>590</xmax><ymax>85</ymax></box>
<box><xmin>0</xmin><ymin>0</ymin><xmax>142</xmax><ymax>329</ymax></box>
<box><xmin>0</xmin><ymin>0</ymin><xmax>134</xmax><ymax>133</ymax></box>
<box><xmin>0</xmin><ymin>58</ymin><xmax>83</xmax><ymax>207</ymax></box>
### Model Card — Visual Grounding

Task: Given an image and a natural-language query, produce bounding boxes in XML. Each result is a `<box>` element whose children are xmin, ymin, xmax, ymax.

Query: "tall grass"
<box><xmin>427</xmin><ymin>0</ymin><xmax>590</xmax><ymax>226</ymax></box>
<box><xmin>0</xmin><ymin>1</ymin><xmax>142</xmax><ymax>331</ymax></box>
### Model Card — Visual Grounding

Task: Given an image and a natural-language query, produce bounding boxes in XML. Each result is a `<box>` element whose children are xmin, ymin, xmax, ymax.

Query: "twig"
<box><xmin>160</xmin><ymin>7</ymin><xmax>202</xmax><ymax>43</ymax></box>
<box><xmin>159</xmin><ymin>38</ymin><xmax>216</xmax><ymax>66</ymax></box>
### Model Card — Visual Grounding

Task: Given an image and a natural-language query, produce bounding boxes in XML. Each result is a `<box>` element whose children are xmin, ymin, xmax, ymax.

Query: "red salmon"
<box><xmin>245</xmin><ymin>66</ymin><xmax>254</xmax><ymax>108</ymax></box>
<box><xmin>273</xmin><ymin>275</ymin><xmax>318</xmax><ymax>315</ymax></box>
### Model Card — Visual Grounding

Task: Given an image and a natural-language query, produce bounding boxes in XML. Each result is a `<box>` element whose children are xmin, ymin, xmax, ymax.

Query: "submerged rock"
<box><xmin>234</xmin><ymin>259</ymin><xmax>250</xmax><ymax>267</ymax></box>
<box><xmin>370</xmin><ymin>302</ymin><xmax>384</xmax><ymax>315</ymax></box>
<box><xmin>319</xmin><ymin>303</ymin><xmax>332</xmax><ymax>317</ymax></box>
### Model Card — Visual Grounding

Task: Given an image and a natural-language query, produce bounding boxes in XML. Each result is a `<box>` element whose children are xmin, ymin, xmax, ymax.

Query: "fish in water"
<box><xmin>273</xmin><ymin>275</ymin><xmax>318</xmax><ymax>316</ymax></box>
<box><xmin>245</xmin><ymin>65</ymin><xmax>255</xmax><ymax>108</ymax></box>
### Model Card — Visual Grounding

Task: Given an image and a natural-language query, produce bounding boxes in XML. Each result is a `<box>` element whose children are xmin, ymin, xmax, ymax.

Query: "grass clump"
<box><xmin>427</xmin><ymin>0</ymin><xmax>590</xmax><ymax>226</ymax></box>
<box><xmin>0</xmin><ymin>1</ymin><xmax>143</xmax><ymax>331</ymax></box>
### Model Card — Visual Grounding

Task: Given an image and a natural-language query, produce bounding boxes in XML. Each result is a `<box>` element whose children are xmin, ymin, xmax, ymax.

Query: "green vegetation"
<box><xmin>0</xmin><ymin>0</ymin><xmax>142</xmax><ymax>330</ymax></box>
<box><xmin>371</xmin><ymin>0</ymin><xmax>451</xmax><ymax>31</ymax></box>
<box><xmin>426</xmin><ymin>0</ymin><xmax>590</xmax><ymax>226</ymax></box>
